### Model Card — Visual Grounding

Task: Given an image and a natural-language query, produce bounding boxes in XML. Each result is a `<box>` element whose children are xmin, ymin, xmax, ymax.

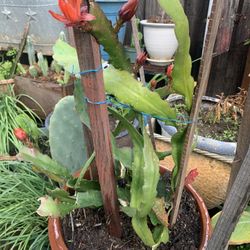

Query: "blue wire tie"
<box><xmin>79</xmin><ymin>65</ymin><xmax>103</xmax><ymax>76</ymax></box>
<box><xmin>85</xmin><ymin>97</ymin><xmax>107</xmax><ymax>105</ymax></box>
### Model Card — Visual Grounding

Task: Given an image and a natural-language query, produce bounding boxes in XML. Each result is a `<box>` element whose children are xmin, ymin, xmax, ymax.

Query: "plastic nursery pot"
<box><xmin>95</xmin><ymin>0</ymin><xmax>128</xmax><ymax>61</ymax></box>
<box><xmin>48</xmin><ymin>166</ymin><xmax>211</xmax><ymax>250</ymax></box>
<box><xmin>140</xmin><ymin>20</ymin><xmax>178</xmax><ymax>65</ymax></box>
<box><xmin>159</xmin><ymin>95</ymin><xmax>237</xmax><ymax>156</ymax></box>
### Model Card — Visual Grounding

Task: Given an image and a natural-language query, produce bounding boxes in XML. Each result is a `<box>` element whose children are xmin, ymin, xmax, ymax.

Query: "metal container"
<box><xmin>0</xmin><ymin>0</ymin><xmax>66</xmax><ymax>55</ymax></box>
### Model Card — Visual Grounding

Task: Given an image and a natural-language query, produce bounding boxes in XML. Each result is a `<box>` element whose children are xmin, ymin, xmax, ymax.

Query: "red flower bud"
<box><xmin>119</xmin><ymin>0</ymin><xmax>139</xmax><ymax>23</ymax></box>
<box><xmin>185</xmin><ymin>168</ymin><xmax>199</xmax><ymax>185</ymax></box>
<box><xmin>136</xmin><ymin>52</ymin><xmax>147</xmax><ymax>66</ymax></box>
<box><xmin>14</xmin><ymin>128</ymin><xmax>27</xmax><ymax>141</ymax></box>
<box><xmin>166</xmin><ymin>64</ymin><xmax>174</xmax><ymax>79</ymax></box>
<box><xmin>49</xmin><ymin>0</ymin><xmax>95</xmax><ymax>27</ymax></box>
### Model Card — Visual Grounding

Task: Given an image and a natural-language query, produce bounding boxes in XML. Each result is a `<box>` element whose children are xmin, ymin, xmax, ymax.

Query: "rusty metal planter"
<box><xmin>14</xmin><ymin>76</ymin><xmax>73</xmax><ymax>119</ymax></box>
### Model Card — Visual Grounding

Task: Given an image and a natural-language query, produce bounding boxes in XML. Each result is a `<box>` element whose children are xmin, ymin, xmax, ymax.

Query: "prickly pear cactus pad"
<box><xmin>49</xmin><ymin>96</ymin><xmax>87</xmax><ymax>174</ymax></box>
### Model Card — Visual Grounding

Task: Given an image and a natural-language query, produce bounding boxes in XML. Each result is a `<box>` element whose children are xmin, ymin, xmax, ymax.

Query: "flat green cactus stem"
<box><xmin>49</xmin><ymin>96</ymin><xmax>88</xmax><ymax>174</ymax></box>
<box><xmin>89</xmin><ymin>2</ymin><xmax>131</xmax><ymax>72</ymax></box>
<box><xmin>51</xmin><ymin>60</ymin><xmax>62</xmax><ymax>74</ymax></box>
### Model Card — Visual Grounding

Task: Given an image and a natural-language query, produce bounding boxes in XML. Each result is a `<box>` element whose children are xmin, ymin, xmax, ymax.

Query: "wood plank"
<box><xmin>234</xmin><ymin>0</ymin><xmax>250</xmax><ymax>45</ymax></box>
<box><xmin>73</xmin><ymin>28</ymin><xmax>122</xmax><ymax>237</ymax></box>
<box><xmin>241</xmin><ymin>47</ymin><xmax>250</xmax><ymax>91</ymax></box>
<box><xmin>171</xmin><ymin>0</ymin><xmax>224</xmax><ymax>225</ymax></box>
<box><xmin>207</xmin><ymin>146</ymin><xmax>250</xmax><ymax>249</ymax></box>
<box><xmin>227</xmin><ymin>83</ymin><xmax>250</xmax><ymax>191</ymax></box>
<box><xmin>214</xmin><ymin>0</ymin><xmax>240</xmax><ymax>54</ymax></box>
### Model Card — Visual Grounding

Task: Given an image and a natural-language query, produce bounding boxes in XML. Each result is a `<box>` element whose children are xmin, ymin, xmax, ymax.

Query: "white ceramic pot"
<box><xmin>140</xmin><ymin>20</ymin><xmax>178</xmax><ymax>61</ymax></box>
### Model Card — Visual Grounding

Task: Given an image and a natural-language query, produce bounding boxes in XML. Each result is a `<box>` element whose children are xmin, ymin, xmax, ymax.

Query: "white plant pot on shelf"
<box><xmin>140</xmin><ymin>20</ymin><xmax>178</xmax><ymax>66</ymax></box>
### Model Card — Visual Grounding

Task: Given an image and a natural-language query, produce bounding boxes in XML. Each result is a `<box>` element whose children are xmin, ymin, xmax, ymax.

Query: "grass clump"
<box><xmin>0</xmin><ymin>160</ymin><xmax>53</xmax><ymax>249</ymax></box>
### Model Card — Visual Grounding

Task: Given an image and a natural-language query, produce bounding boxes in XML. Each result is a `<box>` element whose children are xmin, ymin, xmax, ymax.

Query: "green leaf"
<box><xmin>121</xmin><ymin>206</ymin><xmax>136</xmax><ymax>217</ymax></box>
<box><xmin>108</xmin><ymin>107</ymin><xmax>143</xmax><ymax>147</ymax></box>
<box><xmin>152</xmin><ymin>226</ymin><xmax>169</xmax><ymax>250</ymax></box>
<box><xmin>76</xmin><ymin>190</ymin><xmax>103</xmax><ymax>208</ymax></box>
<box><xmin>104</xmin><ymin>67</ymin><xmax>177</xmax><ymax>125</ymax></box>
<box><xmin>113</xmin><ymin>146</ymin><xmax>133</xmax><ymax>170</ymax></box>
<box><xmin>53</xmin><ymin>39</ymin><xmax>80</xmax><ymax>75</ymax></box>
<box><xmin>212</xmin><ymin>211</ymin><xmax>250</xmax><ymax>245</ymax></box>
<box><xmin>67</xmin><ymin>179</ymin><xmax>100</xmax><ymax>192</ymax></box>
<box><xmin>158</xmin><ymin>0</ymin><xmax>195</xmax><ymax>110</ymax></box>
<box><xmin>37</xmin><ymin>196</ymin><xmax>77</xmax><ymax>218</ymax></box>
<box><xmin>171</xmin><ymin>129</ymin><xmax>187</xmax><ymax>190</ymax></box>
<box><xmin>47</xmin><ymin>188</ymin><xmax>75</xmax><ymax>204</ymax></box>
<box><xmin>138</xmin><ymin>129</ymin><xmax>160</xmax><ymax>217</ymax></box>
<box><xmin>74</xmin><ymin>79</ymin><xmax>90</xmax><ymax>128</ymax></box>
<box><xmin>18</xmin><ymin>146</ymin><xmax>71</xmax><ymax>183</ymax></box>
<box><xmin>132</xmin><ymin>215</ymin><xmax>155</xmax><ymax>247</ymax></box>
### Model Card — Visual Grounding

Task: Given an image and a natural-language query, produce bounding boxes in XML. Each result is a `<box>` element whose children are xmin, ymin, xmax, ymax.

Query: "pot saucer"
<box><xmin>147</xmin><ymin>58</ymin><xmax>174</xmax><ymax>66</ymax></box>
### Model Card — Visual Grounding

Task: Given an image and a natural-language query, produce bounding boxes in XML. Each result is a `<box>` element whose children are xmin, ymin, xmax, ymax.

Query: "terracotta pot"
<box><xmin>48</xmin><ymin>166</ymin><xmax>211</xmax><ymax>250</ymax></box>
<box><xmin>14</xmin><ymin>76</ymin><xmax>74</xmax><ymax>119</ymax></box>
<box><xmin>0</xmin><ymin>79</ymin><xmax>14</xmax><ymax>94</ymax></box>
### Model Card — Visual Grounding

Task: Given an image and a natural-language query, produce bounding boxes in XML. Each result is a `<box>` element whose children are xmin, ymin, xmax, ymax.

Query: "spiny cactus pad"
<box><xmin>49</xmin><ymin>96</ymin><xmax>87</xmax><ymax>174</ymax></box>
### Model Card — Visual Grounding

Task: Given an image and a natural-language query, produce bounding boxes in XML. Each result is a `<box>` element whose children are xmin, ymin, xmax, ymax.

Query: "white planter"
<box><xmin>140</xmin><ymin>20</ymin><xmax>178</xmax><ymax>63</ymax></box>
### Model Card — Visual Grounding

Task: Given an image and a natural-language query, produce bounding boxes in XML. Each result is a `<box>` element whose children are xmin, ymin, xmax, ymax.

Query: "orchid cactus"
<box><xmin>18</xmin><ymin>0</ymin><xmax>197</xmax><ymax>249</ymax></box>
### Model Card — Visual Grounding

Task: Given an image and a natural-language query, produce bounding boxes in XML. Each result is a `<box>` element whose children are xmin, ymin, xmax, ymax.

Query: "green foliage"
<box><xmin>27</xmin><ymin>35</ymin><xmax>36</xmax><ymax>66</ymax></box>
<box><xmin>29</xmin><ymin>65</ymin><xmax>39</xmax><ymax>78</ymax></box>
<box><xmin>212</xmin><ymin>210</ymin><xmax>250</xmax><ymax>245</ymax></box>
<box><xmin>0</xmin><ymin>161</ymin><xmax>52</xmax><ymax>249</ymax></box>
<box><xmin>0</xmin><ymin>49</ymin><xmax>17</xmax><ymax>79</ymax></box>
<box><xmin>15</xmin><ymin>113</ymin><xmax>41</xmax><ymax>143</ymax></box>
<box><xmin>104</xmin><ymin>66</ymin><xmax>177</xmax><ymax>126</ymax></box>
<box><xmin>37</xmin><ymin>52</ymin><xmax>49</xmax><ymax>77</ymax></box>
<box><xmin>89</xmin><ymin>2</ymin><xmax>131</xmax><ymax>71</ymax></box>
<box><xmin>158</xmin><ymin>0</ymin><xmax>195</xmax><ymax>110</ymax></box>
<box><xmin>18</xmin><ymin>146</ymin><xmax>71</xmax><ymax>183</ymax></box>
<box><xmin>49</xmin><ymin>96</ymin><xmax>88</xmax><ymax>174</ymax></box>
<box><xmin>0</xmin><ymin>86</ymin><xmax>39</xmax><ymax>155</ymax></box>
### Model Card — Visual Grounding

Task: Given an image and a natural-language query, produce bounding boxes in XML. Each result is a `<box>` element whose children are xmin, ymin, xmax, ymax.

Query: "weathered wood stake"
<box><xmin>170</xmin><ymin>0</ymin><xmax>224</xmax><ymax>225</ymax></box>
<box><xmin>73</xmin><ymin>28</ymin><xmax>122</xmax><ymax>237</ymax></box>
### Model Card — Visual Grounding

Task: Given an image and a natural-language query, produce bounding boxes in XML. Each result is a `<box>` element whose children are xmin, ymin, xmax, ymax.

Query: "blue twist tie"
<box><xmin>79</xmin><ymin>65</ymin><xmax>103</xmax><ymax>76</ymax></box>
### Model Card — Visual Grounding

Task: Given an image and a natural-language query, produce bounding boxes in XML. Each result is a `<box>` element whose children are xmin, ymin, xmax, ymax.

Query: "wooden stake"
<box><xmin>170</xmin><ymin>0</ymin><xmax>224</xmax><ymax>225</ymax></box>
<box><xmin>207</xmin><ymin>146</ymin><xmax>250</xmax><ymax>249</ymax></box>
<box><xmin>131</xmin><ymin>16</ymin><xmax>156</xmax><ymax>149</ymax></box>
<box><xmin>73</xmin><ymin>28</ymin><xmax>122</xmax><ymax>238</ymax></box>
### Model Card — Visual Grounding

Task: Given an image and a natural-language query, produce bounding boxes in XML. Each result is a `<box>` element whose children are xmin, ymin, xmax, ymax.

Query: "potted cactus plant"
<box><xmin>14</xmin><ymin>34</ymin><xmax>74</xmax><ymax>119</ymax></box>
<box><xmin>17</xmin><ymin>0</ymin><xmax>211</xmax><ymax>249</ymax></box>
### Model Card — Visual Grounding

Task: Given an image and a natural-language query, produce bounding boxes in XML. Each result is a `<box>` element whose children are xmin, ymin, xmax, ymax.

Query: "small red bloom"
<box><xmin>49</xmin><ymin>0</ymin><xmax>95</xmax><ymax>27</ymax></box>
<box><xmin>14</xmin><ymin>128</ymin><xmax>27</xmax><ymax>141</ymax></box>
<box><xmin>119</xmin><ymin>0</ymin><xmax>139</xmax><ymax>23</ymax></box>
<box><xmin>185</xmin><ymin>168</ymin><xmax>199</xmax><ymax>185</ymax></box>
<box><xmin>136</xmin><ymin>52</ymin><xmax>147</xmax><ymax>66</ymax></box>
<box><xmin>166</xmin><ymin>64</ymin><xmax>174</xmax><ymax>80</ymax></box>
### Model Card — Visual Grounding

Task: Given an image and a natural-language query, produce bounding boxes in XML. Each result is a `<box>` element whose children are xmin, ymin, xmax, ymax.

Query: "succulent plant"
<box><xmin>49</xmin><ymin>96</ymin><xmax>88</xmax><ymax>174</ymax></box>
<box><xmin>28</xmin><ymin>65</ymin><xmax>38</xmax><ymax>78</ymax></box>
<box><xmin>27</xmin><ymin>35</ymin><xmax>36</xmax><ymax>66</ymax></box>
<box><xmin>37</xmin><ymin>52</ymin><xmax>49</xmax><ymax>77</ymax></box>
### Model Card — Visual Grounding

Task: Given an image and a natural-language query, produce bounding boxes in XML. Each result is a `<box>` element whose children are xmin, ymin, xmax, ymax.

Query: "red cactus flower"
<box><xmin>136</xmin><ymin>52</ymin><xmax>147</xmax><ymax>66</ymax></box>
<box><xmin>119</xmin><ymin>0</ymin><xmax>139</xmax><ymax>23</ymax></box>
<box><xmin>166</xmin><ymin>64</ymin><xmax>174</xmax><ymax>80</ymax></box>
<box><xmin>49</xmin><ymin>0</ymin><xmax>95</xmax><ymax>27</ymax></box>
<box><xmin>185</xmin><ymin>168</ymin><xmax>199</xmax><ymax>185</ymax></box>
<box><xmin>14</xmin><ymin>128</ymin><xmax>27</xmax><ymax>141</ymax></box>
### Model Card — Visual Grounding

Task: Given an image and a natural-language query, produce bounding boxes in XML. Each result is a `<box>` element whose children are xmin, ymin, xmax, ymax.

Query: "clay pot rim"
<box><xmin>48</xmin><ymin>166</ymin><xmax>211</xmax><ymax>250</ymax></box>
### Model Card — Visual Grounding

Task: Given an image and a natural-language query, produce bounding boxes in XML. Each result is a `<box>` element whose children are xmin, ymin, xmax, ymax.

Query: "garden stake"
<box><xmin>170</xmin><ymin>0</ymin><xmax>224</xmax><ymax>225</ymax></box>
<box><xmin>131</xmin><ymin>16</ymin><xmax>156</xmax><ymax>150</ymax></box>
<box><xmin>73</xmin><ymin>28</ymin><xmax>122</xmax><ymax>238</ymax></box>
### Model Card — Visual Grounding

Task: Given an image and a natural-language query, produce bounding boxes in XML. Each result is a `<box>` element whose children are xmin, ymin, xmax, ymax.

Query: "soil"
<box><xmin>62</xmin><ymin>173</ymin><xmax>201</xmax><ymax>250</ymax></box>
<box><xmin>147</xmin><ymin>16</ymin><xmax>174</xmax><ymax>24</ymax></box>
